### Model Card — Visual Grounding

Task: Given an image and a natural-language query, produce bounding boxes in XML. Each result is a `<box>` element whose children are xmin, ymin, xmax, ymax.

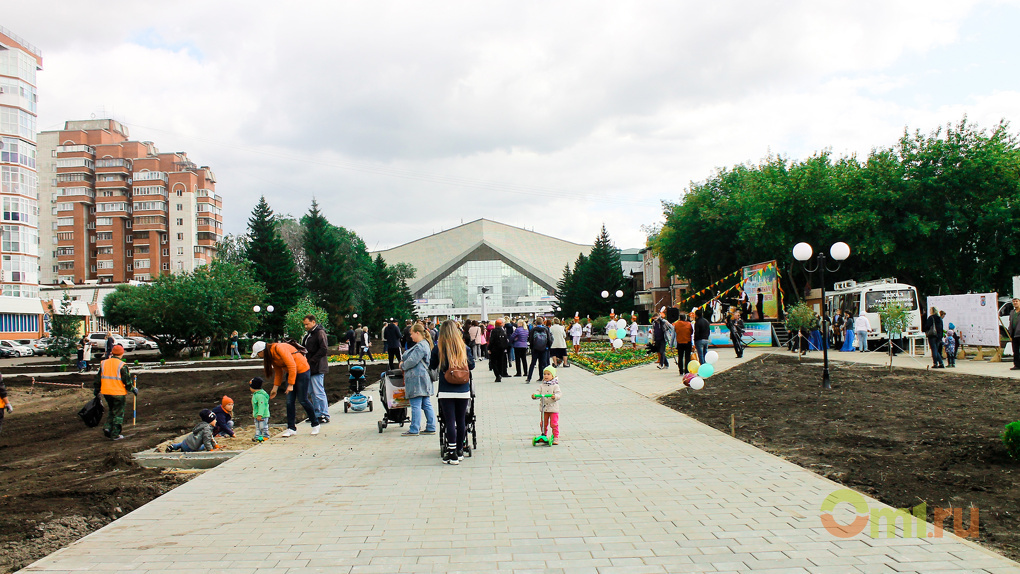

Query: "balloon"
<box><xmin>698</xmin><ymin>363</ymin><xmax>715</xmax><ymax>378</ymax></box>
<box><xmin>689</xmin><ymin>377</ymin><xmax>705</xmax><ymax>390</ymax></box>
<box><xmin>612</xmin><ymin>338</ymin><xmax>623</xmax><ymax>349</ymax></box>
<box><xmin>705</xmin><ymin>351</ymin><xmax>719</xmax><ymax>365</ymax></box>
<box><xmin>616</xmin><ymin>328</ymin><xmax>627</xmax><ymax>339</ymax></box>
<box><xmin>687</xmin><ymin>360</ymin><xmax>701</xmax><ymax>374</ymax></box>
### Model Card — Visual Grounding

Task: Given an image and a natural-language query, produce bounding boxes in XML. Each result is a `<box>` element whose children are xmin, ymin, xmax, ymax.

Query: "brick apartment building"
<box><xmin>0</xmin><ymin>27</ymin><xmax>44</xmax><ymax>339</ymax></box>
<box><xmin>37</xmin><ymin>119</ymin><xmax>222</xmax><ymax>285</ymax></box>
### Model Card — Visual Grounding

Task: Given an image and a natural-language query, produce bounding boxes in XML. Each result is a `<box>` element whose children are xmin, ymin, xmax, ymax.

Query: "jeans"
<box><xmin>857</xmin><ymin>330</ymin><xmax>868</xmax><ymax>352</ymax></box>
<box><xmin>440</xmin><ymin>398</ymin><xmax>468</xmax><ymax>453</ymax></box>
<box><xmin>527</xmin><ymin>349</ymin><xmax>550</xmax><ymax>381</ymax></box>
<box><xmin>214</xmin><ymin>419</ymin><xmax>235</xmax><ymax>437</ymax></box>
<box><xmin>928</xmin><ymin>336</ymin><xmax>944</xmax><ymax>367</ymax></box>
<box><xmin>308</xmin><ymin>373</ymin><xmax>328</xmax><ymax>420</ymax></box>
<box><xmin>408</xmin><ymin>395</ymin><xmax>437</xmax><ymax>434</ymax></box>
<box><xmin>656</xmin><ymin>342</ymin><xmax>668</xmax><ymax>367</ymax></box>
<box><xmin>230</xmin><ymin>343</ymin><xmax>240</xmax><ymax>359</ymax></box>
<box><xmin>173</xmin><ymin>441</ymin><xmax>208</xmax><ymax>453</ymax></box>
<box><xmin>676</xmin><ymin>344</ymin><xmax>692</xmax><ymax>373</ymax></box>
<box><xmin>694</xmin><ymin>339</ymin><xmax>709</xmax><ymax>364</ymax></box>
<box><xmin>254</xmin><ymin>418</ymin><xmax>269</xmax><ymax>439</ymax></box>
<box><xmin>286</xmin><ymin>370</ymin><xmax>319</xmax><ymax>430</ymax></box>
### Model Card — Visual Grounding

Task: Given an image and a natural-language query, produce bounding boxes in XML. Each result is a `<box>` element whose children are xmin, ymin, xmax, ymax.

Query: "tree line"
<box><xmin>554</xmin><ymin>225</ymin><xmax>634</xmax><ymax>320</ymax></box>
<box><xmin>104</xmin><ymin>196</ymin><xmax>415</xmax><ymax>356</ymax></box>
<box><xmin>652</xmin><ymin>118</ymin><xmax>1020</xmax><ymax>305</ymax></box>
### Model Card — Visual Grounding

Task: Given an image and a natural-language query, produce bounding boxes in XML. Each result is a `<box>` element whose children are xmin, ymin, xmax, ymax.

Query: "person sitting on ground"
<box><xmin>250</xmin><ymin>378</ymin><xmax>270</xmax><ymax>442</ymax></box>
<box><xmin>0</xmin><ymin>373</ymin><xmax>12</xmax><ymax>437</ymax></box>
<box><xmin>212</xmin><ymin>396</ymin><xmax>235</xmax><ymax>437</ymax></box>
<box><xmin>166</xmin><ymin>409</ymin><xmax>218</xmax><ymax>452</ymax></box>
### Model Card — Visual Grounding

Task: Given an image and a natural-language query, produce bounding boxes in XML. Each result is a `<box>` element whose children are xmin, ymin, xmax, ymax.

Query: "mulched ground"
<box><xmin>659</xmin><ymin>353</ymin><xmax>1020</xmax><ymax>561</ymax></box>
<box><xmin>0</xmin><ymin>363</ymin><xmax>386</xmax><ymax>574</ymax></box>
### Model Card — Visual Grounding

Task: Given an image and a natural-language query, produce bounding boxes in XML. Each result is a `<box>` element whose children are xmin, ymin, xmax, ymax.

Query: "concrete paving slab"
<box><xmin>20</xmin><ymin>350</ymin><xmax>1020</xmax><ymax>573</ymax></box>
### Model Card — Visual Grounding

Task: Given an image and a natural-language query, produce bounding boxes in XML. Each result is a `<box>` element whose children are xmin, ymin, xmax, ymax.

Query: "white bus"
<box><xmin>826</xmin><ymin>278</ymin><xmax>923</xmax><ymax>347</ymax></box>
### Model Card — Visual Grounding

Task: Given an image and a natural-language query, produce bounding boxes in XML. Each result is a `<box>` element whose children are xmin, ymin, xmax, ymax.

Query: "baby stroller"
<box><xmin>343</xmin><ymin>359</ymin><xmax>373</xmax><ymax>413</ymax></box>
<box><xmin>438</xmin><ymin>379</ymin><xmax>477</xmax><ymax>458</ymax></box>
<box><xmin>377</xmin><ymin>369</ymin><xmax>409</xmax><ymax>432</ymax></box>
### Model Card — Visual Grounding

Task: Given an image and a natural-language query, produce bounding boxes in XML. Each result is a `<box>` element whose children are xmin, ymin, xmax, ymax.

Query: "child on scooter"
<box><xmin>532</xmin><ymin>366</ymin><xmax>562</xmax><ymax>444</ymax></box>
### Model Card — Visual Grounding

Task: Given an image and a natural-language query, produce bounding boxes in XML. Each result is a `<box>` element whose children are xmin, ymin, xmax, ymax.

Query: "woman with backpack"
<box><xmin>251</xmin><ymin>340</ymin><xmax>319</xmax><ymax>437</ymax></box>
<box><xmin>527</xmin><ymin>319</ymin><xmax>551</xmax><ymax>383</ymax></box>
<box><xmin>430</xmin><ymin>320</ymin><xmax>475</xmax><ymax>464</ymax></box>
<box><xmin>512</xmin><ymin>319</ymin><xmax>530</xmax><ymax>377</ymax></box>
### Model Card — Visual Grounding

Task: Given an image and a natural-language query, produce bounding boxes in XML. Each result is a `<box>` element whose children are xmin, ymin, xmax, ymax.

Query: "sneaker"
<box><xmin>320</xmin><ymin>416</ymin><xmax>330</xmax><ymax>424</ymax></box>
<box><xmin>280</xmin><ymin>428</ymin><xmax>298</xmax><ymax>437</ymax></box>
<box><xmin>443</xmin><ymin>450</ymin><xmax>459</xmax><ymax>465</ymax></box>
<box><xmin>112</xmin><ymin>435</ymin><xmax>125</xmax><ymax>441</ymax></box>
<box><xmin>165</xmin><ymin>445</ymin><xmax>177</xmax><ymax>453</ymax></box>
<box><xmin>552</xmin><ymin>439</ymin><xmax>559</xmax><ymax>445</ymax></box>
<box><xmin>421</xmin><ymin>430</ymin><xmax>437</xmax><ymax>435</ymax></box>
<box><xmin>457</xmin><ymin>449</ymin><xmax>465</xmax><ymax>461</ymax></box>
<box><xmin>401</xmin><ymin>431</ymin><xmax>419</xmax><ymax>437</ymax></box>
<box><xmin>310</xmin><ymin>426</ymin><xmax>320</xmax><ymax>436</ymax></box>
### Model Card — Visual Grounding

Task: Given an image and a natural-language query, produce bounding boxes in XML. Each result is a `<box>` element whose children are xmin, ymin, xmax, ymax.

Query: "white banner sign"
<box><xmin>927</xmin><ymin>293</ymin><xmax>1000</xmax><ymax>347</ymax></box>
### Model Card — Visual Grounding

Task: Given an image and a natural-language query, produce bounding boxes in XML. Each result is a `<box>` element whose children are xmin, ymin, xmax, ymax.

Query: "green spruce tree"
<box><xmin>302</xmin><ymin>200</ymin><xmax>351</xmax><ymax>334</ymax></box>
<box><xmin>243</xmin><ymin>196</ymin><xmax>304</xmax><ymax>337</ymax></box>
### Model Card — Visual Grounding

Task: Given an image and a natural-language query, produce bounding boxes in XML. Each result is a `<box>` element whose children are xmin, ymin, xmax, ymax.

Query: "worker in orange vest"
<box><xmin>0</xmin><ymin>373</ymin><xmax>12</xmax><ymax>437</ymax></box>
<box><xmin>92</xmin><ymin>345</ymin><xmax>135</xmax><ymax>440</ymax></box>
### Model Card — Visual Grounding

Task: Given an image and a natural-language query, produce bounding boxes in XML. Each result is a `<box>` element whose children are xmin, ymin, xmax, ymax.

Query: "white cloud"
<box><xmin>7</xmin><ymin>0</ymin><xmax>1019</xmax><ymax>251</ymax></box>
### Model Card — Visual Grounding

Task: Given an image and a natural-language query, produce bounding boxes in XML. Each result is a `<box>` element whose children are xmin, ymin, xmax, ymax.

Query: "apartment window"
<box><xmin>57</xmin><ymin>217</ymin><xmax>74</xmax><ymax>227</ymax></box>
<box><xmin>162</xmin><ymin>248</ymin><xmax>169</xmax><ymax>256</ymax></box>
<box><xmin>176</xmin><ymin>203</ymin><xmax>183</xmax><ymax>211</ymax></box>
<box><xmin>96</xmin><ymin>232</ymin><xmax>113</xmax><ymax>241</ymax></box>
<box><xmin>56</xmin><ymin>247</ymin><xmax>75</xmax><ymax>256</ymax></box>
<box><xmin>135</xmin><ymin>259</ymin><xmax>150</xmax><ymax>269</ymax></box>
<box><xmin>133</xmin><ymin>201</ymin><xmax>166</xmax><ymax>211</ymax></box>
<box><xmin>96</xmin><ymin>217</ymin><xmax>113</xmax><ymax>226</ymax></box>
<box><xmin>56</xmin><ymin>203</ymin><xmax>74</xmax><ymax>212</ymax></box>
<box><xmin>162</xmin><ymin>262</ymin><xmax>170</xmax><ymax>270</ymax></box>
<box><xmin>91</xmin><ymin>265</ymin><xmax>97</xmax><ymax>272</ymax></box>
<box><xmin>177</xmin><ymin>247</ymin><xmax>184</xmax><ymax>255</ymax></box>
<box><xmin>97</xmin><ymin>202</ymin><xmax>128</xmax><ymax>212</ymax></box>
<box><xmin>97</xmin><ymin>260</ymin><xmax>114</xmax><ymax>269</ymax></box>
<box><xmin>97</xmin><ymin>246</ymin><xmax>113</xmax><ymax>254</ymax></box>
<box><xmin>55</xmin><ymin>158</ymin><xmax>95</xmax><ymax>169</ymax></box>
<box><xmin>135</xmin><ymin>246</ymin><xmax>149</xmax><ymax>254</ymax></box>
<box><xmin>177</xmin><ymin>233</ymin><xmax>183</xmax><ymax>240</ymax></box>
<box><xmin>57</xmin><ymin>261</ymin><xmax>74</xmax><ymax>270</ymax></box>
<box><xmin>176</xmin><ymin>261</ymin><xmax>184</xmax><ymax>270</ymax></box>
<box><xmin>176</xmin><ymin>189</ymin><xmax>183</xmax><ymax>197</ymax></box>
<box><xmin>160</xmin><ymin>234</ymin><xmax>168</xmax><ymax>244</ymax></box>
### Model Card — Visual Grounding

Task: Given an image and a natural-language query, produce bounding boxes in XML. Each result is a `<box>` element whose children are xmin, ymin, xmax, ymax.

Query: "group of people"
<box><xmin>648</xmin><ymin>306</ymin><xmax>714</xmax><ymax>371</ymax></box>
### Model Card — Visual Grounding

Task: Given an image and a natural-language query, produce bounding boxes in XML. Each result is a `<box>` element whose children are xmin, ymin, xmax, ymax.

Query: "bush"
<box><xmin>592</xmin><ymin>316</ymin><xmax>611</xmax><ymax>335</ymax></box>
<box><xmin>1003</xmin><ymin>421</ymin><xmax>1020</xmax><ymax>459</ymax></box>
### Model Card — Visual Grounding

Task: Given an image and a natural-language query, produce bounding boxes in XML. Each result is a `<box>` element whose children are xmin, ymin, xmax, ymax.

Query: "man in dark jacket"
<box><xmin>383</xmin><ymin>319</ymin><xmax>403</xmax><ymax>369</ymax></box>
<box><xmin>693</xmin><ymin>308</ymin><xmax>711</xmax><ymax>364</ymax></box>
<box><xmin>487</xmin><ymin>318</ymin><xmax>511</xmax><ymax>382</ymax></box>
<box><xmin>401</xmin><ymin>319</ymin><xmax>413</xmax><ymax>350</ymax></box>
<box><xmin>726</xmin><ymin>309</ymin><xmax>745</xmax><ymax>358</ymax></box>
<box><xmin>302</xmin><ymin>315</ymin><xmax>331</xmax><ymax>423</ymax></box>
<box><xmin>924</xmin><ymin>307</ymin><xmax>945</xmax><ymax>369</ymax></box>
<box><xmin>344</xmin><ymin>326</ymin><xmax>356</xmax><ymax>355</ymax></box>
<box><xmin>526</xmin><ymin>319</ymin><xmax>551</xmax><ymax>383</ymax></box>
<box><xmin>1010</xmin><ymin>298</ymin><xmax>1020</xmax><ymax>371</ymax></box>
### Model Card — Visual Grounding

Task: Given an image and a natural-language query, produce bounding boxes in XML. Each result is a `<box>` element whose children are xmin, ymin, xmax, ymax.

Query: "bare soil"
<box><xmin>0</xmin><ymin>364</ymin><xmax>385</xmax><ymax>574</ymax></box>
<box><xmin>659</xmin><ymin>353</ymin><xmax>1020</xmax><ymax>561</ymax></box>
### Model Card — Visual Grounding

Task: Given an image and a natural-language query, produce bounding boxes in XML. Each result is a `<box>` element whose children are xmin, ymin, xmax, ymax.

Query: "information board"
<box><xmin>708</xmin><ymin>322</ymin><xmax>773</xmax><ymax>347</ymax></box>
<box><xmin>926</xmin><ymin>293</ymin><xmax>1000</xmax><ymax>347</ymax></box>
<box><xmin>741</xmin><ymin>261</ymin><xmax>780</xmax><ymax>320</ymax></box>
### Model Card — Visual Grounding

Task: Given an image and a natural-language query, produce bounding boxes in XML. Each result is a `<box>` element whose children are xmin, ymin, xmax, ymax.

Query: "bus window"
<box><xmin>865</xmin><ymin>290</ymin><xmax>918</xmax><ymax>313</ymax></box>
<box><xmin>849</xmin><ymin>294</ymin><xmax>860</xmax><ymax>316</ymax></box>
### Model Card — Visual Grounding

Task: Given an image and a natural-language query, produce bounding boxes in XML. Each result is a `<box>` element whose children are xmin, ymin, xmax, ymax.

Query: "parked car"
<box><xmin>0</xmin><ymin>340</ymin><xmax>34</xmax><ymax>356</ymax></box>
<box><xmin>0</xmin><ymin>346</ymin><xmax>17</xmax><ymax>358</ymax></box>
<box><xmin>29</xmin><ymin>338</ymin><xmax>50</xmax><ymax>353</ymax></box>
<box><xmin>131</xmin><ymin>336</ymin><xmax>159</xmax><ymax>350</ymax></box>
<box><xmin>87</xmin><ymin>333</ymin><xmax>134</xmax><ymax>352</ymax></box>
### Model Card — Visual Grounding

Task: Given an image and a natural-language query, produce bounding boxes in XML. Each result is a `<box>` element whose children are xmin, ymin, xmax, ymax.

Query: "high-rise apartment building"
<box><xmin>0</xmin><ymin>27</ymin><xmax>43</xmax><ymax>338</ymax></box>
<box><xmin>37</xmin><ymin>119</ymin><xmax>222</xmax><ymax>284</ymax></box>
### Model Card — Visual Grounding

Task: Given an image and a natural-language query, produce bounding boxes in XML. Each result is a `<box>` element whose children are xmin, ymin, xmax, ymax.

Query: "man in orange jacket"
<box><xmin>93</xmin><ymin>344</ymin><xmax>135</xmax><ymax>440</ymax></box>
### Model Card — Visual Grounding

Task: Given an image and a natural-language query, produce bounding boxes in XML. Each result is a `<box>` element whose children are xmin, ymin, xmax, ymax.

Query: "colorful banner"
<box><xmin>708</xmin><ymin>322</ymin><xmax>773</xmax><ymax>347</ymax></box>
<box><xmin>742</xmin><ymin>260</ymin><xmax>780</xmax><ymax>320</ymax></box>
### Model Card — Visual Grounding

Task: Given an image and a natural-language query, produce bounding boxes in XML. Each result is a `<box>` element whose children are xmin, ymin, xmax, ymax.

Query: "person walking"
<box><xmin>755</xmin><ymin>288</ymin><xmax>765</xmax><ymax>321</ymax></box>
<box><xmin>399</xmin><ymin>323</ymin><xmax>438</xmax><ymax>436</ymax></box>
<box><xmin>831</xmin><ymin>309</ymin><xmax>844</xmax><ymax>349</ymax></box>
<box><xmin>549</xmin><ymin>318</ymin><xmax>568</xmax><ymax>368</ymax></box>
<box><xmin>251</xmin><ymin>340</ymin><xmax>319</xmax><ymax>437</ymax></box>
<box><xmin>855</xmin><ymin>312</ymin><xmax>872</xmax><ymax>353</ymax></box>
<box><xmin>401</xmin><ymin>319</ymin><xmax>414</xmax><ymax>351</ymax></box>
<box><xmin>301</xmin><ymin>314</ymin><xmax>331</xmax><ymax>423</ymax></box>
<box><xmin>652</xmin><ymin>308</ymin><xmax>669</xmax><ymax>369</ymax></box>
<box><xmin>0</xmin><ymin>373</ymin><xmax>12</xmax><ymax>437</ymax></box>
<box><xmin>693</xmin><ymin>308</ymin><xmax>711</xmax><ymax>364</ymax></box>
<box><xmin>353</xmin><ymin>324</ymin><xmax>364</xmax><ymax>355</ymax></box>
<box><xmin>430</xmin><ymin>320</ymin><xmax>474</xmax><ymax>464</ymax></box>
<box><xmin>1009</xmin><ymin>298</ymin><xmax>1020</xmax><ymax>371</ymax></box>
<box><xmin>726</xmin><ymin>308</ymin><xmax>745</xmax><ymax>358</ymax></box>
<box><xmin>526</xmin><ymin>318</ymin><xmax>551</xmax><ymax>382</ymax></box>
<box><xmin>468</xmin><ymin>320</ymin><xmax>483</xmax><ymax>360</ymax></box>
<box><xmin>673</xmin><ymin>308</ymin><xmax>694</xmax><ymax>375</ymax></box>
<box><xmin>104</xmin><ymin>331</ymin><xmax>115</xmax><ymax>360</ymax></box>
<box><xmin>358</xmin><ymin>325</ymin><xmax>374</xmax><ymax>361</ymax></box>
<box><xmin>384</xmin><ymin>319</ymin><xmax>403</xmax><ymax>369</ymax></box>
<box><xmin>93</xmin><ymin>345</ymin><xmax>136</xmax><ymax>440</ymax></box>
<box><xmin>487</xmin><ymin>318</ymin><xmax>510</xmax><ymax>382</ymax></box>
<box><xmin>229</xmin><ymin>331</ymin><xmax>241</xmax><ymax>360</ymax></box>
<box><xmin>344</xmin><ymin>325</ymin><xmax>356</xmax><ymax>355</ymax></box>
<box><xmin>923</xmin><ymin>307</ymin><xmax>944</xmax><ymax>368</ymax></box>
<box><xmin>512</xmin><ymin>319</ymin><xmax>529</xmax><ymax>377</ymax></box>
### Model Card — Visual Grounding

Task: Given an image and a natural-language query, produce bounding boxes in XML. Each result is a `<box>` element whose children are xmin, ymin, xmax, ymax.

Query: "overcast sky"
<box><xmin>8</xmin><ymin>1</ymin><xmax>1020</xmax><ymax>251</ymax></box>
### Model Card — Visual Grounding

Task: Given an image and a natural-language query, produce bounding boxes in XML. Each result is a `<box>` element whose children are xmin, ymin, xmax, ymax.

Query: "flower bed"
<box><xmin>571</xmin><ymin>346</ymin><xmax>677</xmax><ymax>375</ymax></box>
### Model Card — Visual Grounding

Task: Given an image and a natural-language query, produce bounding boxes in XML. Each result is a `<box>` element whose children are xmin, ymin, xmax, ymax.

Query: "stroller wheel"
<box><xmin>368</xmin><ymin>401</ymin><xmax>373</xmax><ymax>412</ymax></box>
<box><xmin>344</xmin><ymin>403</ymin><xmax>349</xmax><ymax>413</ymax></box>
<box><xmin>377</xmin><ymin>420</ymin><xmax>385</xmax><ymax>433</ymax></box>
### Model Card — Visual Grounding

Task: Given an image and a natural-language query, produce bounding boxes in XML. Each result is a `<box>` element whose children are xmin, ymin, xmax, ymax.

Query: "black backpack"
<box><xmin>532</xmin><ymin>328</ymin><xmax>549</xmax><ymax>352</ymax></box>
<box><xmin>78</xmin><ymin>396</ymin><xmax>105</xmax><ymax>428</ymax></box>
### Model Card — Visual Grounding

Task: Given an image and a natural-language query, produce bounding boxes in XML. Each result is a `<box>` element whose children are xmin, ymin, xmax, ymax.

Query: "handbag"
<box><xmin>925</xmin><ymin>320</ymin><xmax>937</xmax><ymax>337</ymax></box>
<box><xmin>444</xmin><ymin>363</ymin><xmax>470</xmax><ymax>384</ymax></box>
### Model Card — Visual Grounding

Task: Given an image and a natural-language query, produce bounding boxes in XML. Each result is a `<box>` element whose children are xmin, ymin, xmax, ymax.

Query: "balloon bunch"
<box><xmin>683</xmin><ymin>350</ymin><xmax>719</xmax><ymax>390</ymax></box>
<box><xmin>607</xmin><ymin>327</ymin><xmax>628</xmax><ymax>349</ymax></box>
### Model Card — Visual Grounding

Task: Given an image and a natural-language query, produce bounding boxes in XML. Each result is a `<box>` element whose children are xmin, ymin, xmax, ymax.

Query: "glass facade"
<box><xmin>420</xmin><ymin>260</ymin><xmax>550</xmax><ymax>313</ymax></box>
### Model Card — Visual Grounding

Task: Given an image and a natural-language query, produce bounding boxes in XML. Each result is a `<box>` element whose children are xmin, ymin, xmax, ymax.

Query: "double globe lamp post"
<box><xmin>792</xmin><ymin>241</ymin><xmax>851</xmax><ymax>390</ymax></box>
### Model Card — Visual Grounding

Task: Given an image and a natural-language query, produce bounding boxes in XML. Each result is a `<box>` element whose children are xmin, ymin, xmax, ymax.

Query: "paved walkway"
<box><xmin>23</xmin><ymin>354</ymin><xmax>1020</xmax><ymax>573</ymax></box>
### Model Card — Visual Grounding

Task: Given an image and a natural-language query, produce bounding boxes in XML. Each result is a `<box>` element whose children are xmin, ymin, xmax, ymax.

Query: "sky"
<box><xmin>7</xmin><ymin>1</ymin><xmax>1020</xmax><ymax>251</ymax></box>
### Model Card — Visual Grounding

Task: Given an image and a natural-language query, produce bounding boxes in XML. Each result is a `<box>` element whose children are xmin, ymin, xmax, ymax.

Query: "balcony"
<box><xmin>56</xmin><ymin>144</ymin><xmax>95</xmax><ymax>155</ymax></box>
<box><xmin>132</xmin><ymin>171</ymin><xmax>169</xmax><ymax>183</ymax></box>
<box><xmin>56</xmin><ymin>187</ymin><xmax>96</xmax><ymax>200</ymax></box>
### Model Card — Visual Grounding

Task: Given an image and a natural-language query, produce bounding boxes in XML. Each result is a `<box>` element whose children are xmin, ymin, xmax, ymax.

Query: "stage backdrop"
<box><xmin>742</xmin><ymin>260</ymin><xmax>780</xmax><ymax>320</ymax></box>
<box><xmin>927</xmin><ymin>293</ymin><xmax>1000</xmax><ymax>347</ymax></box>
<box><xmin>709</xmin><ymin>322</ymin><xmax>773</xmax><ymax>347</ymax></box>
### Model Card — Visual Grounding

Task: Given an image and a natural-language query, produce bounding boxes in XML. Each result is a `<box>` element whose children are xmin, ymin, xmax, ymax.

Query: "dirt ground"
<box><xmin>659</xmin><ymin>353</ymin><xmax>1020</xmax><ymax>561</ymax></box>
<box><xmin>0</xmin><ymin>363</ymin><xmax>386</xmax><ymax>574</ymax></box>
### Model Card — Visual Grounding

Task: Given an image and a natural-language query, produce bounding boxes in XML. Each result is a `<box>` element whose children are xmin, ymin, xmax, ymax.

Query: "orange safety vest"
<box><xmin>0</xmin><ymin>395</ymin><xmax>6</xmax><ymax>409</ymax></box>
<box><xmin>99</xmin><ymin>358</ymin><xmax>127</xmax><ymax>396</ymax></box>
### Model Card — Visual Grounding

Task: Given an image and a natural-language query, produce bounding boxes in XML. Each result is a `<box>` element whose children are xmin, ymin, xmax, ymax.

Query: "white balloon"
<box><xmin>689</xmin><ymin>377</ymin><xmax>705</xmax><ymax>390</ymax></box>
<box><xmin>612</xmin><ymin>338</ymin><xmax>623</xmax><ymax>349</ymax></box>
<box><xmin>705</xmin><ymin>350</ymin><xmax>719</xmax><ymax>365</ymax></box>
